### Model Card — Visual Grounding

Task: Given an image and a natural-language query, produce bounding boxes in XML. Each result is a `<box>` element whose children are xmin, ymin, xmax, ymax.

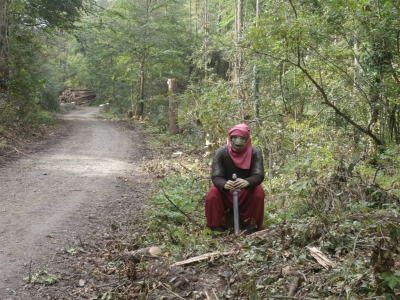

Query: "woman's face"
<box><xmin>231</xmin><ymin>136</ymin><xmax>246</xmax><ymax>150</ymax></box>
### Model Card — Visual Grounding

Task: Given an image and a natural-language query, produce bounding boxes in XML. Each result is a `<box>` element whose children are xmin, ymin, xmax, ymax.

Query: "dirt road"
<box><xmin>0</xmin><ymin>107</ymin><xmax>148</xmax><ymax>299</ymax></box>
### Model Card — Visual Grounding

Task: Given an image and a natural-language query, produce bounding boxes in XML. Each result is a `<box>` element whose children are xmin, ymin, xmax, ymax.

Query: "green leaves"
<box><xmin>24</xmin><ymin>270</ymin><xmax>59</xmax><ymax>285</ymax></box>
<box><xmin>18</xmin><ymin>0</ymin><xmax>95</xmax><ymax>30</ymax></box>
<box><xmin>382</xmin><ymin>271</ymin><xmax>400</xmax><ymax>291</ymax></box>
<box><xmin>152</xmin><ymin>173</ymin><xmax>207</xmax><ymax>224</ymax></box>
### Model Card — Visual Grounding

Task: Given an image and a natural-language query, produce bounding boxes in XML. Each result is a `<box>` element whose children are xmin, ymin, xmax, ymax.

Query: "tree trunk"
<box><xmin>168</xmin><ymin>78</ymin><xmax>179</xmax><ymax>134</ymax></box>
<box><xmin>252</xmin><ymin>0</ymin><xmax>260</xmax><ymax>118</ymax></box>
<box><xmin>0</xmin><ymin>0</ymin><xmax>8</xmax><ymax>99</ymax></box>
<box><xmin>139</xmin><ymin>55</ymin><xmax>146</xmax><ymax>117</ymax></box>
<box><xmin>234</xmin><ymin>0</ymin><xmax>243</xmax><ymax>103</ymax></box>
<box><xmin>130</xmin><ymin>82</ymin><xmax>135</xmax><ymax>116</ymax></box>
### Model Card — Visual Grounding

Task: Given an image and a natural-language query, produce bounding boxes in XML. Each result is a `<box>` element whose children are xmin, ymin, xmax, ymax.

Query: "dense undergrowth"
<box><xmin>130</xmin><ymin>120</ymin><xmax>400</xmax><ymax>299</ymax></box>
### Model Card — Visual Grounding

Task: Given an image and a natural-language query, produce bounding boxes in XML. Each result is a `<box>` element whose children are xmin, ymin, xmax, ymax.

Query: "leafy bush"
<box><xmin>26</xmin><ymin>110</ymin><xmax>55</xmax><ymax>125</ymax></box>
<box><xmin>150</xmin><ymin>173</ymin><xmax>207</xmax><ymax>225</ymax></box>
<box><xmin>0</xmin><ymin>102</ymin><xmax>17</xmax><ymax>128</ymax></box>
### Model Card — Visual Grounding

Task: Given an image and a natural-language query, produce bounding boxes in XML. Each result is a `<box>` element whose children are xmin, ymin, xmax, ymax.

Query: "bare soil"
<box><xmin>0</xmin><ymin>106</ymin><xmax>151</xmax><ymax>299</ymax></box>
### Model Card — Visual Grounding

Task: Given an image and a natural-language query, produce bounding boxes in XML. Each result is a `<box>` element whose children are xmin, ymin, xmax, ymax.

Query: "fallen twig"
<box><xmin>248</xmin><ymin>228</ymin><xmax>277</xmax><ymax>237</ymax></box>
<box><xmin>205</xmin><ymin>290</ymin><xmax>211</xmax><ymax>300</ymax></box>
<box><xmin>171</xmin><ymin>251</ymin><xmax>234</xmax><ymax>267</ymax></box>
<box><xmin>119</xmin><ymin>246</ymin><xmax>161</xmax><ymax>262</ymax></box>
<box><xmin>13</xmin><ymin>147</ymin><xmax>29</xmax><ymax>157</ymax></box>
<box><xmin>212</xmin><ymin>288</ymin><xmax>220</xmax><ymax>299</ymax></box>
<box><xmin>288</xmin><ymin>276</ymin><xmax>303</xmax><ymax>297</ymax></box>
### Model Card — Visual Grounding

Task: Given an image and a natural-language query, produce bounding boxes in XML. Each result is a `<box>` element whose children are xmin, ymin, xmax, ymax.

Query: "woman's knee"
<box><xmin>206</xmin><ymin>186</ymin><xmax>220</xmax><ymax>200</ymax></box>
<box><xmin>253</xmin><ymin>185</ymin><xmax>265</xmax><ymax>199</ymax></box>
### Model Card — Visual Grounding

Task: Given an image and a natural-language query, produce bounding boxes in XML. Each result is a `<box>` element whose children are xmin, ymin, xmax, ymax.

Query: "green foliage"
<box><xmin>14</xmin><ymin>0</ymin><xmax>95</xmax><ymax>30</ymax></box>
<box><xmin>5</xmin><ymin>0</ymin><xmax>96</xmax><ymax>110</ymax></box>
<box><xmin>177</xmin><ymin>77</ymin><xmax>244</xmax><ymax>146</ymax></box>
<box><xmin>135</xmin><ymin>164</ymin><xmax>227</xmax><ymax>261</ymax></box>
<box><xmin>62</xmin><ymin>247</ymin><xmax>83</xmax><ymax>256</ymax></box>
<box><xmin>145</xmin><ymin>95</ymin><xmax>169</xmax><ymax>129</ymax></box>
<box><xmin>0</xmin><ymin>102</ymin><xmax>17</xmax><ymax>127</ymax></box>
<box><xmin>60</xmin><ymin>0</ymin><xmax>195</xmax><ymax>117</ymax></box>
<box><xmin>246</xmin><ymin>0</ymin><xmax>400</xmax><ymax>148</ymax></box>
<box><xmin>382</xmin><ymin>271</ymin><xmax>400</xmax><ymax>292</ymax></box>
<box><xmin>24</xmin><ymin>270</ymin><xmax>59</xmax><ymax>285</ymax></box>
<box><xmin>131</xmin><ymin>118</ymin><xmax>400</xmax><ymax>298</ymax></box>
<box><xmin>26</xmin><ymin>110</ymin><xmax>54</xmax><ymax>125</ymax></box>
<box><xmin>151</xmin><ymin>173</ymin><xmax>207</xmax><ymax>225</ymax></box>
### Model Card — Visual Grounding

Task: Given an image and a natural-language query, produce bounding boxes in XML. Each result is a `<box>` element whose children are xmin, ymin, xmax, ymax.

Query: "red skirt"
<box><xmin>205</xmin><ymin>185</ymin><xmax>265</xmax><ymax>230</ymax></box>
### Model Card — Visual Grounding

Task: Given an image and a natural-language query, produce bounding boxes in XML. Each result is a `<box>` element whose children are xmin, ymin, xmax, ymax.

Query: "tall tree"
<box><xmin>0</xmin><ymin>0</ymin><xmax>8</xmax><ymax>99</ymax></box>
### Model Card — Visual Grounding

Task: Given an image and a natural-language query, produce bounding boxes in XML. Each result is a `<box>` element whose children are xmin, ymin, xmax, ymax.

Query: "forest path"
<box><xmin>0</xmin><ymin>106</ymin><xmax>148</xmax><ymax>299</ymax></box>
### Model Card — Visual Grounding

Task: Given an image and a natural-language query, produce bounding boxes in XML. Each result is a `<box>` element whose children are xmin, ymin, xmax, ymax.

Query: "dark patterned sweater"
<box><xmin>211</xmin><ymin>145</ymin><xmax>265</xmax><ymax>192</ymax></box>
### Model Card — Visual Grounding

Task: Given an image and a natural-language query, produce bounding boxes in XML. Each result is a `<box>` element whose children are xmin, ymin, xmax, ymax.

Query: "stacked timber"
<box><xmin>59</xmin><ymin>89</ymin><xmax>96</xmax><ymax>105</ymax></box>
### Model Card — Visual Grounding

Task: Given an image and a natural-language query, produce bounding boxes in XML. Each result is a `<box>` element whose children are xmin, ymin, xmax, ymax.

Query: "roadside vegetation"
<box><xmin>121</xmin><ymin>120</ymin><xmax>400</xmax><ymax>300</ymax></box>
<box><xmin>23</xmin><ymin>111</ymin><xmax>396</xmax><ymax>299</ymax></box>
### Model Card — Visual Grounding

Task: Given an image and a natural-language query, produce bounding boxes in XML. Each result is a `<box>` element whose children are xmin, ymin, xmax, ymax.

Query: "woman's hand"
<box><xmin>224</xmin><ymin>178</ymin><xmax>250</xmax><ymax>190</ymax></box>
<box><xmin>224</xmin><ymin>180</ymin><xmax>236</xmax><ymax>190</ymax></box>
<box><xmin>234</xmin><ymin>178</ymin><xmax>250</xmax><ymax>189</ymax></box>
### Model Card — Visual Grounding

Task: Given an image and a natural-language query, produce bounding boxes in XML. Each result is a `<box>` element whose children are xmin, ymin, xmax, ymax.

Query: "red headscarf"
<box><xmin>227</xmin><ymin>123</ymin><xmax>252</xmax><ymax>169</ymax></box>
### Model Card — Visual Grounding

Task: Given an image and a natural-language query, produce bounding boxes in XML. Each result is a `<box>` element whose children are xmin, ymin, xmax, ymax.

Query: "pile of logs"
<box><xmin>59</xmin><ymin>89</ymin><xmax>96</xmax><ymax>105</ymax></box>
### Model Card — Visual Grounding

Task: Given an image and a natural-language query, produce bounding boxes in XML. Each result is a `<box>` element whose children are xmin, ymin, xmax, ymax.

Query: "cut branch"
<box><xmin>120</xmin><ymin>246</ymin><xmax>161</xmax><ymax>262</ymax></box>
<box><xmin>171</xmin><ymin>251</ymin><xmax>234</xmax><ymax>267</ymax></box>
<box><xmin>288</xmin><ymin>276</ymin><xmax>302</xmax><ymax>297</ymax></box>
<box><xmin>306</xmin><ymin>246</ymin><xmax>336</xmax><ymax>269</ymax></box>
